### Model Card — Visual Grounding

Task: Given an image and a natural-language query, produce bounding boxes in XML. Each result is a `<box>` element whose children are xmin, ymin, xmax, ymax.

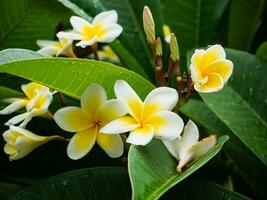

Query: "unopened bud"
<box><xmin>156</xmin><ymin>37</ymin><xmax>162</xmax><ymax>56</ymax></box>
<box><xmin>170</xmin><ymin>33</ymin><xmax>180</xmax><ymax>62</ymax></box>
<box><xmin>143</xmin><ymin>6</ymin><xmax>155</xmax><ymax>44</ymax></box>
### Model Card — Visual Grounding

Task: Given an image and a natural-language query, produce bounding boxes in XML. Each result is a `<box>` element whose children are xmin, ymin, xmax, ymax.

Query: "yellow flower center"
<box><xmin>83</xmin><ymin>24</ymin><xmax>107</xmax><ymax>40</ymax></box>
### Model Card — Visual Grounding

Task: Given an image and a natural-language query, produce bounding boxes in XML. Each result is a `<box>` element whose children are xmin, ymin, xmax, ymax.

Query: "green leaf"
<box><xmin>256</xmin><ymin>41</ymin><xmax>267</xmax><ymax>63</ymax></box>
<box><xmin>57</xmin><ymin>0</ymin><xmax>161</xmax><ymax>81</ymax></box>
<box><xmin>161</xmin><ymin>0</ymin><xmax>229</xmax><ymax>68</ymax></box>
<box><xmin>10</xmin><ymin>167</ymin><xmax>131</xmax><ymax>200</ymax></box>
<box><xmin>0</xmin><ymin>0</ymin><xmax>72</xmax><ymax>50</ymax></box>
<box><xmin>227</xmin><ymin>0</ymin><xmax>265</xmax><ymax>51</ymax></box>
<box><xmin>180</xmin><ymin>99</ymin><xmax>267</xmax><ymax>200</ymax></box>
<box><xmin>0</xmin><ymin>86</ymin><xmax>23</xmax><ymax>109</ymax></box>
<box><xmin>0</xmin><ymin>58</ymin><xmax>154</xmax><ymax>99</ymax></box>
<box><xmin>197</xmin><ymin>49</ymin><xmax>267</xmax><ymax>166</ymax></box>
<box><xmin>0</xmin><ymin>181</ymin><xmax>24</xmax><ymax>200</ymax></box>
<box><xmin>162</xmin><ymin>180</ymin><xmax>251</xmax><ymax>200</ymax></box>
<box><xmin>0</xmin><ymin>49</ymin><xmax>44</xmax><ymax>64</ymax></box>
<box><xmin>128</xmin><ymin>136</ymin><xmax>229</xmax><ymax>200</ymax></box>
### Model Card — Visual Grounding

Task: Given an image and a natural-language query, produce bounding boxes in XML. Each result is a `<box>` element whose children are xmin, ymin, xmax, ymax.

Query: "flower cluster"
<box><xmin>0</xmin><ymin>82</ymin><xmax>55</xmax><ymax>127</ymax></box>
<box><xmin>54</xmin><ymin>80</ymin><xmax>184</xmax><ymax>159</ymax></box>
<box><xmin>0</xmin><ymin>82</ymin><xmax>62</xmax><ymax>160</ymax></box>
<box><xmin>37</xmin><ymin>10</ymin><xmax>122</xmax><ymax>62</ymax></box>
<box><xmin>0</xmin><ymin>9</ymin><xmax>234</xmax><ymax>173</ymax></box>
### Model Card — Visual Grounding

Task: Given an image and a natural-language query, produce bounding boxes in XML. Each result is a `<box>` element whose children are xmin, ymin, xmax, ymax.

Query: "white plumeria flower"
<box><xmin>0</xmin><ymin>82</ymin><xmax>54</xmax><ymax>127</ymax></box>
<box><xmin>54</xmin><ymin>83</ymin><xmax>127</xmax><ymax>160</ymax></box>
<box><xmin>163</xmin><ymin>25</ymin><xmax>171</xmax><ymax>43</ymax></box>
<box><xmin>100</xmin><ymin>80</ymin><xmax>184</xmax><ymax>146</ymax></box>
<box><xmin>57</xmin><ymin>11</ymin><xmax>123</xmax><ymax>48</ymax></box>
<box><xmin>98</xmin><ymin>45</ymin><xmax>120</xmax><ymax>63</ymax></box>
<box><xmin>37</xmin><ymin>38</ymin><xmax>74</xmax><ymax>57</ymax></box>
<box><xmin>3</xmin><ymin>126</ymin><xmax>62</xmax><ymax>160</ymax></box>
<box><xmin>163</xmin><ymin>120</ymin><xmax>217</xmax><ymax>172</ymax></box>
<box><xmin>190</xmin><ymin>44</ymin><xmax>233</xmax><ymax>93</ymax></box>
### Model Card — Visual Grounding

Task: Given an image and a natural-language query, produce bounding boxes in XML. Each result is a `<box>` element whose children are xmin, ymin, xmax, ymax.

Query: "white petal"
<box><xmin>5</xmin><ymin>112</ymin><xmax>32</xmax><ymax>127</ymax></box>
<box><xmin>36</xmin><ymin>40</ymin><xmax>59</xmax><ymax>48</ymax></box>
<box><xmin>76</xmin><ymin>38</ymin><xmax>97</xmax><ymax>47</ymax></box>
<box><xmin>21</xmin><ymin>82</ymin><xmax>45</xmax><ymax>99</ymax></box>
<box><xmin>25</xmin><ymin>89</ymin><xmax>52</xmax><ymax>114</ymax></box>
<box><xmin>54</xmin><ymin>107</ymin><xmax>93</xmax><ymax>132</ymax></box>
<box><xmin>70</xmin><ymin>16</ymin><xmax>91</xmax><ymax>33</ymax></box>
<box><xmin>95</xmin><ymin>99</ymin><xmax>127</xmax><ymax>124</ymax></box>
<box><xmin>97</xmin><ymin>133</ymin><xmax>123</xmax><ymax>158</ymax></box>
<box><xmin>177</xmin><ymin>135</ymin><xmax>216</xmax><ymax>172</ymax></box>
<box><xmin>97</xmin><ymin>24</ymin><xmax>122</xmax><ymax>43</ymax></box>
<box><xmin>81</xmin><ymin>83</ymin><xmax>107</xmax><ymax>120</ymax></box>
<box><xmin>194</xmin><ymin>73</ymin><xmax>224</xmax><ymax>93</ymax></box>
<box><xmin>146</xmin><ymin>111</ymin><xmax>184</xmax><ymax>140</ymax></box>
<box><xmin>144</xmin><ymin>87</ymin><xmax>178</xmax><ymax>112</ymax></box>
<box><xmin>37</xmin><ymin>46</ymin><xmax>59</xmax><ymax>56</ymax></box>
<box><xmin>162</xmin><ymin>137</ymin><xmax>181</xmax><ymax>160</ymax></box>
<box><xmin>188</xmin><ymin>135</ymin><xmax>217</xmax><ymax>159</ymax></box>
<box><xmin>93</xmin><ymin>10</ymin><xmax>118</xmax><ymax>25</ymax></box>
<box><xmin>0</xmin><ymin>100</ymin><xmax>27</xmax><ymax>115</ymax></box>
<box><xmin>57</xmin><ymin>31</ymin><xmax>84</xmax><ymax>40</ymax></box>
<box><xmin>179</xmin><ymin>120</ymin><xmax>199</xmax><ymax>159</ymax></box>
<box><xmin>126</xmin><ymin>124</ymin><xmax>154</xmax><ymax>146</ymax></box>
<box><xmin>10</xmin><ymin>126</ymin><xmax>45</xmax><ymax>141</ymax></box>
<box><xmin>114</xmin><ymin>80</ymin><xmax>143</xmax><ymax>121</ymax></box>
<box><xmin>11</xmin><ymin>136</ymin><xmax>39</xmax><ymax>160</ymax></box>
<box><xmin>67</xmin><ymin>127</ymin><xmax>97</xmax><ymax>160</ymax></box>
<box><xmin>204</xmin><ymin>44</ymin><xmax>226</xmax><ymax>66</ymax></box>
<box><xmin>100</xmin><ymin>116</ymin><xmax>139</xmax><ymax>134</ymax></box>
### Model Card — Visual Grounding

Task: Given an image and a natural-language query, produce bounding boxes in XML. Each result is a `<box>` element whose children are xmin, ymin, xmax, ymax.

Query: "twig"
<box><xmin>91</xmin><ymin>43</ymin><xmax>99</xmax><ymax>60</ymax></box>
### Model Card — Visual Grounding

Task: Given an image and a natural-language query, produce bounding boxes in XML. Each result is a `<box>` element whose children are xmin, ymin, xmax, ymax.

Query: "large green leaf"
<box><xmin>197</xmin><ymin>49</ymin><xmax>267</xmax><ymax>166</ymax></box>
<box><xmin>256</xmin><ymin>41</ymin><xmax>267</xmax><ymax>63</ymax></box>
<box><xmin>129</xmin><ymin>136</ymin><xmax>228</xmax><ymax>200</ymax></box>
<box><xmin>0</xmin><ymin>57</ymin><xmax>154</xmax><ymax>99</ymax></box>
<box><xmin>161</xmin><ymin>0</ymin><xmax>229</xmax><ymax>69</ymax></box>
<box><xmin>0</xmin><ymin>0</ymin><xmax>71</xmax><ymax>50</ymax></box>
<box><xmin>0</xmin><ymin>49</ymin><xmax>44</xmax><ymax>64</ymax></box>
<box><xmin>0</xmin><ymin>181</ymin><xmax>24</xmax><ymax>200</ymax></box>
<box><xmin>10</xmin><ymin>167</ymin><xmax>131</xmax><ymax>200</ymax></box>
<box><xmin>162</xmin><ymin>180</ymin><xmax>251</xmax><ymax>200</ymax></box>
<box><xmin>57</xmin><ymin>0</ymin><xmax>162</xmax><ymax>81</ymax></box>
<box><xmin>227</xmin><ymin>0</ymin><xmax>266</xmax><ymax>51</ymax></box>
<box><xmin>180</xmin><ymin>99</ymin><xmax>267</xmax><ymax>200</ymax></box>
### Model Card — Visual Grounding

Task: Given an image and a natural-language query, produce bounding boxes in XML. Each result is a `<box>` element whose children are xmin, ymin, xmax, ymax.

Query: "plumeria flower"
<box><xmin>163</xmin><ymin>25</ymin><xmax>171</xmax><ymax>43</ymax></box>
<box><xmin>163</xmin><ymin>120</ymin><xmax>216</xmax><ymax>172</ymax></box>
<box><xmin>57</xmin><ymin>11</ymin><xmax>123</xmax><ymax>48</ymax></box>
<box><xmin>100</xmin><ymin>80</ymin><xmax>184</xmax><ymax>146</ymax></box>
<box><xmin>3</xmin><ymin>126</ymin><xmax>62</xmax><ymax>160</ymax></box>
<box><xmin>98</xmin><ymin>45</ymin><xmax>120</xmax><ymax>63</ymax></box>
<box><xmin>37</xmin><ymin>37</ymin><xmax>75</xmax><ymax>57</ymax></box>
<box><xmin>54</xmin><ymin>83</ymin><xmax>127</xmax><ymax>160</ymax></box>
<box><xmin>0</xmin><ymin>82</ymin><xmax>55</xmax><ymax>127</ymax></box>
<box><xmin>190</xmin><ymin>44</ymin><xmax>233</xmax><ymax>93</ymax></box>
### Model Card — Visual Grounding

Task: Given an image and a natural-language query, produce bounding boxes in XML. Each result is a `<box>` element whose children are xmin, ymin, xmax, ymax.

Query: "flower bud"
<box><xmin>156</xmin><ymin>37</ymin><xmax>162</xmax><ymax>56</ymax></box>
<box><xmin>170</xmin><ymin>33</ymin><xmax>180</xmax><ymax>62</ymax></box>
<box><xmin>3</xmin><ymin>126</ymin><xmax>62</xmax><ymax>160</ymax></box>
<box><xmin>143</xmin><ymin>6</ymin><xmax>156</xmax><ymax>44</ymax></box>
